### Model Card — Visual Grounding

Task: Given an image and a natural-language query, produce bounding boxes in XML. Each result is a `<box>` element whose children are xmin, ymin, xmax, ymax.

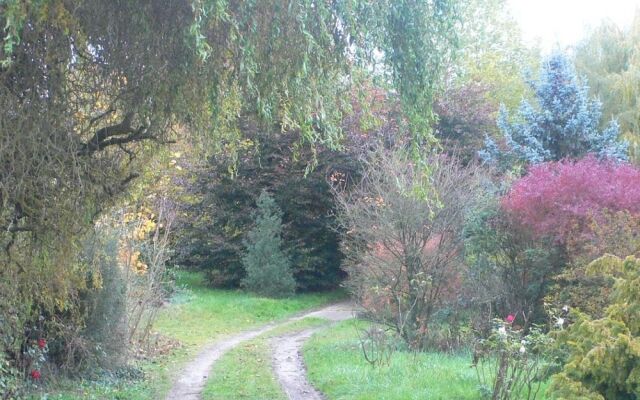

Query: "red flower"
<box><xmin>37</xmin><ymin>338</ymin><xmax>46</xmax><ymax>349</ymax></box>
<box><xmin>505</xmin><ymin>314</ymin><xmax>516</xmax><ymax>324</ymax></box>
<box><xmin>30</xmin><ymin>370</ymin><xmax>41</xmax><ymax>380</ymax></box>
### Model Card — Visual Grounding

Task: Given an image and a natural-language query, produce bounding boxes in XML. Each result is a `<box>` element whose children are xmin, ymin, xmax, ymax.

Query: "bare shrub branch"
<box><xmin>333</xmin><ymin>148</ymin><xmax>483</xmax><ymax>349</ymax></box>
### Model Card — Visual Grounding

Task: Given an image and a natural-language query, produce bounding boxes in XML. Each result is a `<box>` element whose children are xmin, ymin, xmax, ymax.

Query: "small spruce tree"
<box><xmin>241</xmin><ymin>190</ymin><xmax>296</xmax><ymax>298</ymax></box>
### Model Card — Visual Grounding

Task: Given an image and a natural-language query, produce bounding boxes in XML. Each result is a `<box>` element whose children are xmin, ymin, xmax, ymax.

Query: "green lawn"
<box><xmin>33</xmin><ymin>270</ymin><xmax>344</xmax><ymax>400</ymax></box>
<box><xmin>303</xmin><ymin>320</ymin><xmax>550</xmax><ymax>400</ymax></box>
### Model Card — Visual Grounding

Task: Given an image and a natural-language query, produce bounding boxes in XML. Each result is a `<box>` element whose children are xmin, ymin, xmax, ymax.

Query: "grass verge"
<box><xmin>303</xmin><ymin>320</ymin><xmax>550</xmax><ymax>400</ymax></box>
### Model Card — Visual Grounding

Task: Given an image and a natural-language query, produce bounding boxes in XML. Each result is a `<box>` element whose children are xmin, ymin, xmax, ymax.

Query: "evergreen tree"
<box><xmin>480</xmin><ymin>53</ymin><xmax>628</xmax><ymax>168</ymax></box>
<box><xmin>241</xmin><ymin>190</ymin><xmax>295</xmax><ymax>298</ymax></box>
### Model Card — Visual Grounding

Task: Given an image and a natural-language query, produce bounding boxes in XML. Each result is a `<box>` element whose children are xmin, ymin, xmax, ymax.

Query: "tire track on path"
<box><xmin>271</xmin><ymin>303</ymin><xmax>354</xmax><ymax>400</ymax></box>
<box><xmin>165</xmin><ymin>302</ymin><xmax>354</xmax><ymax>400</ymax></box>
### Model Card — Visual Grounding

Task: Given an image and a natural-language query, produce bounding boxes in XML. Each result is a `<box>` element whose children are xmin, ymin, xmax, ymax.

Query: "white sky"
<box><xmin>507</xmin><ymin>0</ymin><xmax>640</xmax><ymax>51</ymax></box>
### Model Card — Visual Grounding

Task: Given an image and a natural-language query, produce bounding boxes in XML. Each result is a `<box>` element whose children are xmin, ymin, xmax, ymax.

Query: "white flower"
<box><xmin>498</xmin><ymin>326</ymin><xmax>507</xmax><ymax>336</ymax></box>
<box><xmin>562</xmin><ymin>305</ymin><xmax>569</xmax><ymax>313</ymax></box>
<box><xmin>519</xmin><ymin>345</ymin><xmax>526</xmax><ymax>354</ymax></box>
<box><xmin>521</xmin><ymin>339</ymin><xmax>527</xmax><ymax>345</ymax></box>
<box><xmin>556</xmin><ymin>317</ymin><xmax>565</xmax><ymax>327</ymax></box>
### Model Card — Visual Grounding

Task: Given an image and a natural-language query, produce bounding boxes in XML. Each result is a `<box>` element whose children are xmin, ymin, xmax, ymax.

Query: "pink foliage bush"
<box><xmin>502</xmin><ymin>157</ymin><xmax>640</xmax><ymax>242</ymax></box>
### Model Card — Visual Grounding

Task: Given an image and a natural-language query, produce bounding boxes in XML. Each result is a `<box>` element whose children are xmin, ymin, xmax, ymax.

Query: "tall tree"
<box><xmin>0</xmin><ymin>0</ymin><xmax>461</xmax><ymax>245</ymax></box>
<box><xmin>434</xmin><ymin>0</ymin><xmax>538</xmax><ymax>162</ymax></box>
<box><xmin>574</xmin><ymin>12</ymin><xmax>640</xmax><ymax>162</ymax></box>
<box><xmin>481</xmin><ymin>53</ymin><xmax>628</xmax><ymax>168</ymax></box>
<box><xmin>455</xmin><ymin>0</ymin><xmax>538</xmax><ymax>109</ymax></box>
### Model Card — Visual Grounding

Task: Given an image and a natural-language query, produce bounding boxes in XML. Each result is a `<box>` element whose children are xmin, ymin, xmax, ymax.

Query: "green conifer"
<box><xmin>241</xmin><ymin>190</ymin><xmax>295</xmax><ymax>298</ymax></box>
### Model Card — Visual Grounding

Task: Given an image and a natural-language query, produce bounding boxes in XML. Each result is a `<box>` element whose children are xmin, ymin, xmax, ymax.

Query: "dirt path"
<box><xmin>271</xmin><ymin>303</ymin><xmax>354</xmax><ymax>400</ymax></box>
<box><xmin>165</xmin><ymin>302</ymin><xmax>354</xmax><ymax>400</ymax></box>
<box><xmin>272</xmin><ymin>329</ymin><xmax>325</xmax><ymax>400</ymax></box>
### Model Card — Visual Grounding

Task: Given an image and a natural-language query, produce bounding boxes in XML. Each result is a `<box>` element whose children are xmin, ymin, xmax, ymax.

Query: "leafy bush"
<box><xmin>0</xmin><ymin>354</ymin><xmax>22</xmax><ymax>399</ymax></box>
<box><xmin>501</xmin><ymin>158</ymin><xmax>640</xmax><ymax>318</ymax></box>
<box><xmin>241</xmin><ymin>191</ymin><xmax>296</xmax><ymax>298</ymax></box>
<box><xmin>0</xmin><ymin>238</ymin><xmax>88</xmax><ymax>390</ymax></box>
<box><xmin>547</xmin><ymin>210</ymin><xmax>640</xmax><ymax>318</ymax></box>
<box><xmin>464</xmin><ymin>201</ymin><xmax>566</xmax><ymax>326</ymax></box>
<box><xmin>334</xmin><ymin>149</ymin><xmax>482</xmax><ymax>349</ymax></box>
<box><xmin>548</xmin><ymin>255</ymin><xmax>640</xmax><ymax>400</ymax></box>
<box><xmin>566</xmin><ymin>209</ymin><xmax>640</xmax><ymax>264</ymax></box>
<box><xmin>77</xmin><ymin>229</ymin><xmax>129</xmax><ymax>372</ymax></box>
<box><xmin>502</xmin><ymin>157</ymin><xmax>640</xmax><ymax>243</ymax></box>
<box><xmin>49</xmin><ymin>199</ymin><xmax>175</xmax><ymax>375</ymax></box>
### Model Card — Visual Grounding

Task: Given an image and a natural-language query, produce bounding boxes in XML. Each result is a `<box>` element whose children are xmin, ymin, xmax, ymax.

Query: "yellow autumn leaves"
<box><xmin>118</xmin><ymin>207</ymin><xmax>157</xmax><ymax>275</ymax></box>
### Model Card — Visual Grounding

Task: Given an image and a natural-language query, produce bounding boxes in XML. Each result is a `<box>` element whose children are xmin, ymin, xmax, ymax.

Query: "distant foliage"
<box><xmin>481</xmin><ymin>53</ymin><xmax>628</xmax><ymax>167</ymax></box>
<box><xmin>455</xmin><ymin>0</ymin><xmax>537</xmax><ymax>111</ymax></box>
<box><xmin>548</xmin><ymin>255</ymin><xmax>640</xmax><ymax>400</ymax></box>
<box><xmin>434</xmin><ymin>80</ymin><xmax>498</xmax><ymax>163</ymax></box>
<box><xmin>242</xmin><ymin>191</ymin><xmax>296</xmax><ymax>298</ymax></box>
<box><xmin>574</xmin><ymin>13</ymin><xmax>640</xmax><ymax>162</ymax></box>
<box><xmin>436</xmin><ymin>0</ymin><xmax>539</xmax><ymax>164</ymax></box>
<box><xmin>502</xmin><ymin>157</ymin><xmax>640</xmax><ymax>241</ymax></box>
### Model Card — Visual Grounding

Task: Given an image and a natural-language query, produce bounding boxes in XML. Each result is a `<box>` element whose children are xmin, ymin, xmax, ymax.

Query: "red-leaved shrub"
<box><xmin>502</xmin><ymin>157</ymin><xmax>640</xmax><ymax>242</ymax></box>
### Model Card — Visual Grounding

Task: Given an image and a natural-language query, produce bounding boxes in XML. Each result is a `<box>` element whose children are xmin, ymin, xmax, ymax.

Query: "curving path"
<box><xmin>165</xmin><ymin>302</ymin><xmax>354</xmax><ymax>400</ymax></box>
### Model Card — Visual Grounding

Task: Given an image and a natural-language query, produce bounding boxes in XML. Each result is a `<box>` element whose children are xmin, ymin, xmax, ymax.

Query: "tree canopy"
<box><xmin>434</xmin><ymin>0</ymin><xmax>538</xmax><ymax>162</ymax></box>
<box><xmin>574</xmin><ymin>12</ymin><xmax>640</xmax><ymax>162</ymax></box>
<box><xmin>0</xmin><ymin>0</ymin><xmax>460</xmax><ymax>241</ymax></box>
<box><xmin>0</xmin><ymin>1</ymin><xmax>461</xmax><ymax>384</ymax></box>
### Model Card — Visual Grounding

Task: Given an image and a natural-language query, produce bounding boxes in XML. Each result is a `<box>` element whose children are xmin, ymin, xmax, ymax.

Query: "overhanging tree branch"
<box><xmin>79</xmin><ymin>113</ymin><xmax>158</xmax><ymax>155</ymax></box>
